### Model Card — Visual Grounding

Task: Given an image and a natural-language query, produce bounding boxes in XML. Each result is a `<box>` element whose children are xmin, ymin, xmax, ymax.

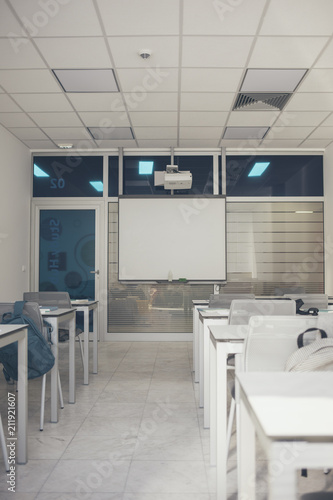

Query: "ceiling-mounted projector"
<box><xmin>154</xmin><ymin>165</ymin><xmax>192</xmax><ymax>190</ymax></box>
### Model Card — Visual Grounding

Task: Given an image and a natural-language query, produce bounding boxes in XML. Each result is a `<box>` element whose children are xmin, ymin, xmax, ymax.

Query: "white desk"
<box><xmin>237</xmin><ymin>372</ymin><xmax>333</xmax><ymax>500</ymax></box>
<box><xmin>0</xmin><ymin>325</ymin><xmax>28</xmax><ymax>464</ymax></box>
<box><xmin>198</xmin><ymin>308</ymin><xmax>229</xmax><ymax>427</ymax></box>
<box><xmin>41</xmin><ymin>308</ymin><xmax>76</xmax><ymax>423</ymax></box>
<box><xmin>192</xmin><ymin>299</ymin><xmax>209</xmax><ymax>383</ymax></box>
<box><xmin>71</xmin><ymin>300</ymin><xmax>99</xmax><ymax>385</ymax></box>
<box><xmin>209</xmin><ymin>323</ymin><xmax>248</xmax><ymax>500</ymax></box>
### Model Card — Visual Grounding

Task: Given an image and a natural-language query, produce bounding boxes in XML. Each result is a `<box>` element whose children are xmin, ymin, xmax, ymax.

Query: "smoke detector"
<box><xmin>139</xmin><ymin>49</ymin><xmax>152</xmax><ymax>59</ymax></box>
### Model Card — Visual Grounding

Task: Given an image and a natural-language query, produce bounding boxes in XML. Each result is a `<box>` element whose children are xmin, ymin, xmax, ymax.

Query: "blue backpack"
<box><xmin>0</xmin><ymin>301</ymin><xmax>55</xmax><ymax>381</ymax></box>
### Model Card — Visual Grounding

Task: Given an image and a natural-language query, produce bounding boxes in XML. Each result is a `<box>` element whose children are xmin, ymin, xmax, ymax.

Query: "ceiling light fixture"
<box><xmin>58</xmin><ymin>143</ymin><xmax>73</xmax><ymax>149</ymax></box>
<box><xmin>34</xmin><ymin>164</ymin><xmax>49</xmax><ymax>177</ymax></box>
<box><xmin>248</xmin><ymin>162</ymin><xmax>270</xmax><ymax>177</ymax></box>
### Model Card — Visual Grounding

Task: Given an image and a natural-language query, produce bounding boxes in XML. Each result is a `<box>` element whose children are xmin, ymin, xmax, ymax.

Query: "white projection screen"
<box><xmin>118</xmin><ymin>196</ymin><xmax>226</xmax><ymax>282</ymax></box>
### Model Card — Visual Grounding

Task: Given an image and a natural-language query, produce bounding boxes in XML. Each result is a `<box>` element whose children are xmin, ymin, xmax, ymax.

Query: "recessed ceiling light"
<box><xmin>139</xmin><ymin>161</ymin><xmax>154</xmax><ymax>174</ymax></box>
<box><xmin>223</xmin><ymin>126</ymin><xmax>269</xmax><ymax>140</ymax></box>
<box><xmin>53</xmin><ymin>69</ymin><xmax>119</xmax><ymax>93</ymax></box>
<box><xmin>241</xmin><ymin>69</ymin><xmax>307</xmax><ymax>93</ymax></box>
<box><xmin>248</xmin><ymin>162</ymin><xmax>270</xmax><ymax>177</ymax></box>
<box><xmin>88</xmin><ymin>127</ymin><xmax>134</xmax><ymax>140</ymax></box>
<box><xmin>295</xmin><ymin>210</ymin><xmax>314</xmax><ymax>214</ymax></box>
<box><xmin>34</xmin><ymin>164</ymin><xmax>49</xmax><ymax>177</ymax></box>
<box><xmin>58</xmin><ymin>143</ymin><xmax>73</xmax><ymax>149</ymax></box>
<box><xmin>90</xmin><ymin>181</ymin><xmax>103</xmax><ymax>192</ymax></box>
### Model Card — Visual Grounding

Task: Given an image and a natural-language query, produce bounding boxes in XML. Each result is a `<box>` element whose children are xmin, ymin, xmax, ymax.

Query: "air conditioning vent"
<box><xmin>233</xmin><ymin>92</ymin><xmax>292</xmax><ymax>111</ymax></box>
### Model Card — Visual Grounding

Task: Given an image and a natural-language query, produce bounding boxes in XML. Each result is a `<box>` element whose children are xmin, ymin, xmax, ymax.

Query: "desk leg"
<box><xmin>193</xmin><ymin>307</ymin><xmax>200</xmax><ymax>383</ymax></box>
<box><xmin>83</xmin><ymin>309</ymin><xmax>89</xmax><ymax>385</ymax></box>
<box><xmin>269</xmin><ymin>442</ymin><xmax>298</xmax><ymax>500</ymax></box>
<box><xmin>203</xmin><ymin>322</ymin><xmax>211</xmax><ymax>428</ymax></box>
<box><xmin>199</xmin><ymin>319</ymin><xmax>204</xmax><ymax>408</ymax></box>
<box><xmin>17</xmin><ymin>331</ymin><xmax>28</xmax><ymax>464</ymax></box>
<box><xmin>210</xmin><ymin>337</ymin><xmax>217</xmax><ymax>466</ymax></box>
<box><xmin>238</xmin><ymin>395</ymin><xmax>256</xmax><ymax>500</ymax></box>
<box><xmin>69</xmin><ymin>314</ymin><xmax>76</xmax><ymax>403</ymax></box>
<box><xmin>92</xmin><ymin>306</ymin><xmax>98</xmax><ymax>375</ymax></box>
<box><xmin>216</xmin><ymin>343</ymin><xmax>228</xmax><ymax>500</ymax></box>
<box><xmin>48</xmin><ymin>318</ymin><xmax>59</xmax><ymax>423</ymax></box>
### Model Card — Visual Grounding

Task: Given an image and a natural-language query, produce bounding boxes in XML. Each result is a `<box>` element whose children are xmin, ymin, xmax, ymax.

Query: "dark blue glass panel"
<box><xmin>33</xmin><ymin>155</ymin><xmax>103</xmax><ymax>197</ymax></box>
<box><xmin>108</xmin><ymin>156</ymin><xmax>119</xmax><ymax>197</ymax></box>
<box><xmin>123</xmin><ymin>155</ymin><xmax>213</xmax><ymax>195</ymax></box>
<box><xmin>39</xmin><ymin>209</ymin><xmax>95</xmax><ymax>300</ymax></box>
<box><xmin>226</xmin><ymin>155</ymin><xmax>323</xmax><ymax>196</ymax></box>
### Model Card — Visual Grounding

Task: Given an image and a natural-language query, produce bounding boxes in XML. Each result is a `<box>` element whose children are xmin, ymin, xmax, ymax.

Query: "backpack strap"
<box><xmin>13</xmin><ymin>301</ymin><xmax>26</xmax><ymax>316</ymax></box>
<box><xmin>297</xmin><ymin>328</ymin><xmax>327</xmax><ymax>348</ymax></box>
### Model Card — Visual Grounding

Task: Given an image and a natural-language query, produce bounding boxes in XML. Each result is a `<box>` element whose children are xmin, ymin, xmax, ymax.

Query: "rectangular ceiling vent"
<box><xmin>233</xmin><ymin>92</ymin><xmax>292</xmax><ymax>111</ymax></box>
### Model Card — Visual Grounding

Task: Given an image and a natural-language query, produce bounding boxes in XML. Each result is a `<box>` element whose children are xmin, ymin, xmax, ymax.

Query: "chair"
<box><xmin>0</xmin><ymin>413</ymin><xmax>9</xmax><ymax>471</ymax></box>
<box><xmin>208</xmin><ymin>293</ymin><xmax>255</xmax><ymax>308</ymax></box>
<box><xmin>0</xmin><ymin>301</ymin><xmax>64</xmax><ymax>431</ymax></box>
<box><xmin>301</xmin><ymin>493</ymin><xmax>333</xmax><ymax>499</ymax></box>
<box><xmin>225</xmin><ymin>299</ymin><xmax>297</xmax><ymax>453</ymax></box>
<box><xmin>283</xmin><ymin>293</ymin><xmax>329</xmax><ymax>310</ymax></box>
<box><xmin>23</xmin><ymin>291</ymin><xmax>84</xmax><ymax>359</ymax></box>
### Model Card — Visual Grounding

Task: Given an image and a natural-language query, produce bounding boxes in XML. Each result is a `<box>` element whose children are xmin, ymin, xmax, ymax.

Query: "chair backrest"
<box><xmin>208</xmin><ymin>293</ymin><xmax>255</xmax><ymax>308</ymax></box>
<box><xmin>283</xmin><ymin>293</ymin><xmax>328</xmax><ymax>310</ymax></box>
<box><xmin>228</xmin><ymin>299</ymin><xmax>296</xmax><ymax>325</ymax></box>
<box><xmin>0</xmin><ymin>301</ymin><xmax>44</xmax><ymax>333</ymax></box>
<box><xmin>23</xmin><ymin>291</ymin><xmax>72</xmax><ymax>309</ymax></box>
<box><xmin>243</xmin><ymin>315</ymin><xmax>319</xmax><ymax>372</ymax></box>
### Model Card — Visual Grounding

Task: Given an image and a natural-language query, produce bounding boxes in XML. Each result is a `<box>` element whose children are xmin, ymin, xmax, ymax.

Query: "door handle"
<box><xmin>90</xmin><ymin>270</ymin><xmax>99</xmax><ymax>275</ymax></box>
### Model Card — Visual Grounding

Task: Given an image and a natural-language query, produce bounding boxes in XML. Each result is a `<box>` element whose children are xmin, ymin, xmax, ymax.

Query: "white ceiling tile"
<box><xmin>34</xmin><ymin>38</ymin><xmax>112</xmax><ymax>68</ymax></box>
<box><xmin>183</xmin><ymin>0</ymin><xmax>266</xmax><ymax>35</ymax></box>
<box><xmin>67</xmin><ymin>93</ymin><xmax>125</xmax><ymax>112</ymax></box>
<box><xmin>0</xmin><ymin>69</ymin><xmax>60</xmax><ymax>93</ymax></box>
<box><xmin>299</xmin><ymin>139</ymin><xmax>332</xmax><ymax>148</ymax></box>
<box><xmin>24</xmin><ymin>140</ymin><xmax>57</xmax><ymax>149</ymax></box>
<box><xmin>180</xmin><ymin>92</ymin><xmax>234</xmax><ymax>111</ymax></box>
<box><xmin>94</xmin><ymin>139</ymin><xmax>137</xmax><ymax>148</ymax></box>
<box><xmin>89</xmin><ymin>126</ymin><xmax>133</xmax><ymax>140</ymax></box>
<box><xmin>130</xmin><ymin>112</ymin><xmax>177</xmax><ymax>127</ymax></box>
<box><xmin>134</xmin><ymin>127</ymin><xmax>177</xmax><ymax>140</ymax></box>
<box><xmin>117</xmin><ymin>68</ymin><xmax>178</xmax><ymax>92</ymax></box>
<box><xmin>138</xmin><ymin>139</ymin><xmax>178</xmax><ymax>147</ymax></box>
<box><xmin>41</xmin><ymin>127</ymin><xmax>92</xmax><ymax>141</ymax></box>
<box><xmin>109</xmin><ymin>37</ymin><xmax>179</xmax><ymax>68</ymax></box>
<box><xmin>123</xmin><ymin>93</ymin><xmax>178</xmax><ymax>112</ymax></box>
<box><xmin>265</xmin><ymin>126</ymin><xmax>314</xmax><ymax>140</ymax></box>
<box><xmin>275</xmin><ymin>111</ymin><xmax>330</xmax><ymax>127</ymax></box>
<box><xmin>0</xmin><ymin>94</ymin><xmax>22</xmax><ymax>112</ymax></box>
<box><xmin>79</xmin><ymin>111</ymin><xmax>130</xmax><ymax>127</ymax></box>
<box><xmin>0</xmin><ymin>112</ymin><xmax>36</xmax><ymax>127</ymax></box>
<box><xmin>259</xmin><ymin>139</ymin><xmax>303</xmax><ymax>148</ymax></box>
<box><xmin>179</xmin><ymin>139</ymin><xmax>219</xmax><ymax>147</ymax></box>
<box><xmin>260</xmin><ymin>0</ymin><xmax>333</xmax><ymax>35</ymax></box>
<box><xmin>315</xmin><ymin>39</ymin><xmax>333</xmax><ymax>68</ymax></box>
<box><xmin>0</xmin><ymin>38</ymin><xmax>46</xmax><ymax>69</ymax></box>
<box><xmin>298</xmin><ymin>69</ymin><xmax>333</xmax><ymax>92</ymax></box>
<box><xmin>307</xmin><ymin>127</ymin><xmax>333</xmax><ymax>139</ymax></box>
<box><xmin>286</xmin><ymin>93</ymin><xmax>333</xmax><ymax>111</ymax></box>
<box><xmin>9</xmin><ymin>0</ymin><xmax>103</xmax><ymax>37</ymax></box>
<box><xmin>223</xmin><ymin>126</ymin><xmax>268</xmax><ymax>140</ymax></box>
<box><xmin>182</xmin><ymin>36</ymin><xmax>253</xmax><ymax>67</ymax></box>
<box><xmin>221</xmin><ymin>139</ymin><xmax>262</xmax><ymax>148</ymax></box>
<box><xmin>97</xmin><ymin>0</ymin><xmax>180</xmax><ymax>35</ymax></box>
<box><xmin>227</xmin><ymin>111</ymin><xmax>279</xmax><ymax>127</ymax></box>
<box><xmin>241</xmin><ymin>68</ymin><xmax>307</xmax><ymax>92</ymax></box>
<box><xmin>180</xmin><ymin>111</ymin><xmax>228</xmax><ymax>126</ymax></box>
<box><xmin>180</xmin><ymin>127</ymin><xmax>222</xmax><ymax>139</ymax></box>
<box><xmin>0</xmin><ymin>0</ymin><xmax>28</xmax><ymax>35</ymax></box>
<box><xmin>29</xmin><ymin>112</ymin><xmax>82</xmax><ymax>127</ymax></box>
<box><xmin>8</xmin><ymin>127</ymin><xmax>48</xmax><ymax>140</ymax></box>
<box><xmin>181</xmin><ymin>68</ymin><xmax>243</xmax><ymax>92</ymax></box>
<box><xmin>13</xmin><ymin>93</ymin><xmax>73</xmax><ymax>112</ymax></box>
<box><xmin>249</xmin><ymin>36</ymin><xmax>329</xmax><ymax>68</ymax></box>
<box><xmin>321</xmin><ymin>113</ymin><xmax>333</xmax><ymax>126</ymax></box>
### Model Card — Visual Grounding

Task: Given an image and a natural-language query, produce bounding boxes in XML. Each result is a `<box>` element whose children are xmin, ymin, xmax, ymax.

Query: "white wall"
<box><xmin>0</xmin><ymin>125</ymin><xmax>31</xmax><ymax>301</ymax></box>
<box><xmin>324</xmin><ymin>143</ymin><xmax>333</xmax><ymax>295</ymax></box>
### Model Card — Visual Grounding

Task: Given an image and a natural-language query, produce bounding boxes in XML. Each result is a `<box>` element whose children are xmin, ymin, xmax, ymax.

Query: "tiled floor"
<box><xmin>0</xmin><ymin>340</ymin><xmax>332</xmax><ymax>499</ymax></box>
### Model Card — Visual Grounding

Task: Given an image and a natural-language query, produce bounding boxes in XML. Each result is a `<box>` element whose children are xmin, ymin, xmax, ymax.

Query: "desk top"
<box><xmin>209</xmin><ymin>324</ymin><xmax>248</xmax><ymax>342</ymax></box>
<box><xmin>237</xmin><ymin>372</ymin><xmax>333</xmax><ymax>440</ymax></box>
<box><xmin>40</xmin><ymin>307</ymin><xmax>76</xmax><ymax>317</ymax></box>
<box><xmin>199</xmin><ymin>308</ymin><xmax>229</xmax><ymax>319</ymax></box>
<box><xmin>0</xmin><ymin>324</ymin><xmax>28</xmax><ymax>338</ymax></box>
